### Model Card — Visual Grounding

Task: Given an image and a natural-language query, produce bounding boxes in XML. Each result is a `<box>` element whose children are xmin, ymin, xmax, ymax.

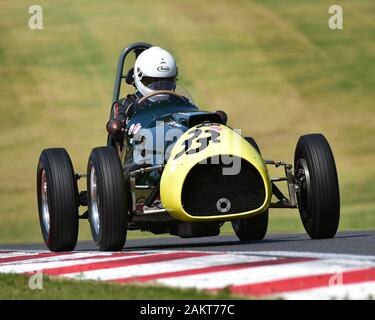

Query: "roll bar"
<box><xmin>112</xmin><ymin>42</ymin><xmax>152</xmax><ymax>104</ymax></box>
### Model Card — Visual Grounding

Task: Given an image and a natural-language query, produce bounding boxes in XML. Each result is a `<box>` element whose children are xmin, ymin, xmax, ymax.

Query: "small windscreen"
<box><xmin>136</xmin><ymin>82</ymin><xmax>195</xmax><ymax>105</ymax></box>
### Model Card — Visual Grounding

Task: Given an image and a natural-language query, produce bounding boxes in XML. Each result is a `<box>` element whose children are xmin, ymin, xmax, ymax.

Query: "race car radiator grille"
<box><xmin>181</xmin><ymin>157</ymin><xmax>266</xmax><ymax>217</ymax></box>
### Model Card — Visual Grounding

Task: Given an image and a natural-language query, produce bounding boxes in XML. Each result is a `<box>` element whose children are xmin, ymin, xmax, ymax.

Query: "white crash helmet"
<box><xmin>133</xmin><ymin>46</ymin><xmax>178</xmax><ymax>98</ymax></box>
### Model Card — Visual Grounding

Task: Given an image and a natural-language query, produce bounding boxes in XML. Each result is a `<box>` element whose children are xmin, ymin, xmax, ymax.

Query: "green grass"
<box><xmin>0</xmin><ymin>273</ymin><xmax>240</xmax><ymax>300</ymax></box>
<box><xmin>0</xmin><ymin>0</ymin><xmax>374</xmax><ymax>244</ymax></box>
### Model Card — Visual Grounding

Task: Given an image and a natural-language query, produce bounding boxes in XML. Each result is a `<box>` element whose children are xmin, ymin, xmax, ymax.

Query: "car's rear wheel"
<box><xmin>36</xmin><ymin>148</ymin><xmax>79</xmax><ymax>252</ymax></box>
<box><xmin>294</xmin><ymin>134</ymin><xmax>340</xmax><ymax>239</ymax></box>
<box><xmin>231</xmin><ymin>137</ymin><xmax>268</xmax><ymax>241</ymax></box>
<box><xmin>87</xmin><ymin>147</ymin><xmax>128</xmax><ymax>251</ymax></box>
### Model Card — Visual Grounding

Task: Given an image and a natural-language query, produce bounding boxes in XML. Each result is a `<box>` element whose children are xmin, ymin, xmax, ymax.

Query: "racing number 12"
<box><xmin>174</xmin><ymin>129</ymin><xmax>220</xmax><ymax>159</ymax></box>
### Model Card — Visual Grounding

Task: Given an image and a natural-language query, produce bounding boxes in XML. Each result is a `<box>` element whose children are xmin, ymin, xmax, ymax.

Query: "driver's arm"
<box><xmin>116</xmin><ymin>94</ymin><xmax>136</xmax><ymax>123</ymax></box>
<box><xmin>107</xmin><ymin>94</ymin><xmax>137</xmax><ymax>137</ymax></box>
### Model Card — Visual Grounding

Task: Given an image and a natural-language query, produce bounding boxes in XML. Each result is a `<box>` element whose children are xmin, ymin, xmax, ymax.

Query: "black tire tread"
<box><xmin>37</xmin><ymin>148</ymin><xmax>78</xmax><ymax>252</ymax></box>
<box><xmin>88</xmin><ymin>147</ymin><xmax>127</xmax><ymax>251</ymax></box>
<box><xmin>294</xmin><ymin>134</ymin><xmax>340</xmax><ymax>239</ymax></box>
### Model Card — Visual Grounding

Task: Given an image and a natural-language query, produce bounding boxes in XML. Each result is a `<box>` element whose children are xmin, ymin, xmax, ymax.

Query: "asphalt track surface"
<box><xmin>1</xmin><ymin>230</ymin><xmax>374</xmax><ymax>255</ymax></box>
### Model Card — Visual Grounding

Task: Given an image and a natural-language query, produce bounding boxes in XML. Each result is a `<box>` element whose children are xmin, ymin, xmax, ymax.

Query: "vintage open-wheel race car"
<box><xmin>36</xmin><ymin>42</ymin><xmax>340</xmax><ymax>252</ymax></box>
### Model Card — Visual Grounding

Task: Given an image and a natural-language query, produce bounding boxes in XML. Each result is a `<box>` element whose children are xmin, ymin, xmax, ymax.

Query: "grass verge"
<box><xmin>0</xmin><ymin>273</ymin><xmax>241</xmax><ymax>300</ymax></box>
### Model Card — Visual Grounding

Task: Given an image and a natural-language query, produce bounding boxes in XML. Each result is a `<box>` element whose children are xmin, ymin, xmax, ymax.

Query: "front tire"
<box><xmin>36</xmin><ymin>148</ymin><xmax>79</xmax><ymax>252</ymax></box>
<box><xmin>294</xmin><ymin>134</ymin><xmax>340</xmax><ymax>239</ymax></box>
<box><xmin>231</xmin><ymin>137</ymin><xmax>269</xmax><ymax>241</ymax></box>
<box><xmin>87</xmin><ymin>147</ymin><xmax>128</xmax><ymax>251</ymax></box>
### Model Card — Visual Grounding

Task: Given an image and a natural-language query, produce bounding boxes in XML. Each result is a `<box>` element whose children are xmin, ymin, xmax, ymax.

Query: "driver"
<box><xmin>107</xmin><ymin>46</ymin><xmax>178</xmax><ymax>137</ymax></box>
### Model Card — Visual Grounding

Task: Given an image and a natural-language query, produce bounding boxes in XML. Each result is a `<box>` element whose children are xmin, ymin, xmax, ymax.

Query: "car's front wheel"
<box><xmin>36</xmin><ymin>148</ymin><xmax>79</xmax><ymax>252</ymax></box>
<box><xmin>87</xmin><ymin>147</ymin><xmax>128</xmax><ymax>251</ymax></box>
<box><xmin>294</xmin><ymin>134</ymin><xmax>340</xmax><ymax>239</ymax></box>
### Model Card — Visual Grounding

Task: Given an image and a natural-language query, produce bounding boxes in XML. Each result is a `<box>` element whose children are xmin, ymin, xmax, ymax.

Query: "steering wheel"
<box><xmin>137</xmin><ymin>90</ymin><xmax>184</xmax><ymax>105</ymax></box>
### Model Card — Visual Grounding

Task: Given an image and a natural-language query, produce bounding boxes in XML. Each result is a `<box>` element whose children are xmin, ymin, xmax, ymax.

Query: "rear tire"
<box><xmin>87</xmin><ymin>147</ymin><xmax>128</xmax><ymax>251</ymax></box>
<box><xmin>294</xmin><ymin>134</ymin><xmax>340</xmax><ymax>239</ymax></box>
<box><xmin>231</xmin><ymin>137</ymin><xmax>268</xmax><ymax>241</ymax></box>
<box><xmin>36</xmin><ymin>148</ymin><xmax>79</xmax><ymax>252</ymax></box>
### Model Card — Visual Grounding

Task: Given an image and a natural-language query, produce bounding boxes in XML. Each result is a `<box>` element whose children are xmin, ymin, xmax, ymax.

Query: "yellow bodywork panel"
<box><xmin>160</xmin><ymin>123</ymin><xmax>272</xmax><ymax>222</ymax></box>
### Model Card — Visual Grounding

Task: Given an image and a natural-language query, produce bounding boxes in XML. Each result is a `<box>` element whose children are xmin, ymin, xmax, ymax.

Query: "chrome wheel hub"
<box><xmin>41</xmin><ymin>169</ymin><xmax>50</xmax><ymax>234</ymax></box>
<box><xmin>90</xmin><ymin>166</ymin><xmax>100</xmax><ymax>235</ymax></box>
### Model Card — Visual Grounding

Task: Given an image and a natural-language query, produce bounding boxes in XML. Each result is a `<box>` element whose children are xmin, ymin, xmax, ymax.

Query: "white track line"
<box><xmin>0</xmin><ymin>253</ymin><xmax>152</xmax><ymax>273</ymax></box>
<box><xmin>281</xmin><ymin>281</ymin><xmax>375</xmax><ymax>300</ymax></box>
<box><xmin>246</xmin><ymin>251</ymin><xmax>375</xmax><ymax>261</ymax></box>
<box><xmin>0</xmin><ymin>252</ymin><xmax>128</xmax><ymax>266</ymax></box>
<box><xmin>63</xmin><ymin>253</ymin><xmax>274</xmax><ymax>281</ymax></box>
<box><xmin>0</xmin><ymin>253</ymin><xmax>23</xmax><ymax>259</ymax></box>
<box><xmin>156</xmin><ymin>259</ymin><xmax>375</xmax><ymax>290</ymax></box>
<box><xmin>0</xmin><ymin>251</ymin><xmax>43</xmax><ymax>259</ymax></box>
